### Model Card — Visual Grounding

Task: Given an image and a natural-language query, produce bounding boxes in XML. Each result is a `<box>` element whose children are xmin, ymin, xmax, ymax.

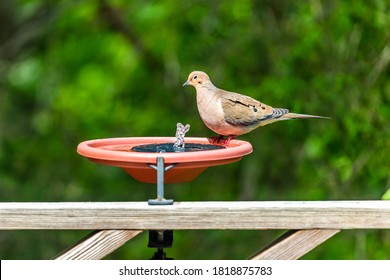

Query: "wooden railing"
<box><xmin>1</xmin><ymin>201</ymin><xmax>389</xmax><ymax>259</ymax></box>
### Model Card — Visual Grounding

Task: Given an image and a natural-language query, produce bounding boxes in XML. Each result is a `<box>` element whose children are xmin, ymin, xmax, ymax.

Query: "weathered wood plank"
<box><xmin>54</xmin><ymin>230</ymin><xmax>143</xmax><ymax>260</ymax></box>
<box><xmin>0</xmin><ymin>201</ymin><xmax>390</xmax><ymax>230</ymax></box>
<box><xmin>248</xmin><ymin>229</ymin><xmax>340</xmax><ymax>260</ymax></box>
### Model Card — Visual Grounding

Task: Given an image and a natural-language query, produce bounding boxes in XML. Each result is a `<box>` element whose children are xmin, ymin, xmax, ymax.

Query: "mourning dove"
<box><xmin>183</xmin><ymin>70</ymin><xmax>329</xmax><ymax>146</ymax></box>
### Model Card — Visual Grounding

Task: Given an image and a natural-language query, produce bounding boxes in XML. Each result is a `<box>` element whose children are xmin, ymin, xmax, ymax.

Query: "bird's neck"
<box><xmin>196</xmin><ymin>82</ymin><xmax>218</xmax><ymax>93</ymax></box>
<box><xmin>196</xmin><ymin>83</ymin><xmax>220</xmax><ymax>106</ymax></box>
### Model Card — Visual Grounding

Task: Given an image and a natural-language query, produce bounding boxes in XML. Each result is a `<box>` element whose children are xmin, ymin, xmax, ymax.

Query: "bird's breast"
<box><xmin>196</xmin><ymin>92</ymin><xmax>247</xmax><ymax>136</ymax></box>
<box><xmin>196</xmin><ymin>93</ymin><xmax>223</xmax><ymax>124</ymax></box>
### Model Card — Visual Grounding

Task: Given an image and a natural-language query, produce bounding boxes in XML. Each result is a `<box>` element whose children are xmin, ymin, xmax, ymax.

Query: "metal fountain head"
<box><xmin>173</xmin><ymin>122</ymin><xmax>190</xmax><ymax>151</ymax></box>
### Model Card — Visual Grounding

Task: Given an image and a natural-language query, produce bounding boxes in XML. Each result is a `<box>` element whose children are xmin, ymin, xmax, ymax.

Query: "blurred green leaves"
<box><xmin>0</xmin><ymin>0</ymin><xmax>389</xmax><ymax>259</ymax></box>
<box><xmin>383</xmin><ymin>188</ymin><xmax>390</xmax><ymax>200</ymax></box>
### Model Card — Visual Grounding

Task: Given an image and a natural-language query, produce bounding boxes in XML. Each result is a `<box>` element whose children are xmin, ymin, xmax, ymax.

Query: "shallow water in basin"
<box><xmin>132</xmin><ymin>142</ymin><xmax>225</xmax><ymax>153</ymax></box>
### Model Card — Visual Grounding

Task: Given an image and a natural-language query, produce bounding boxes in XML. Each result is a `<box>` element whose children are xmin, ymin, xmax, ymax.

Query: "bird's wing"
<box><xmin>221</xmin><ymin>90</ymin><xmax>289</xmax><ymax>126</ymax></box>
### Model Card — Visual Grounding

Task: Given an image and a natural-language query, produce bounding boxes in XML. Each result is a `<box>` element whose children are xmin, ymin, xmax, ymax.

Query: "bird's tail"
<box><xmin>258</xmin><ymin>110</ymin><xmax>330</xmax><ymax>127</ymax></box>
<box><xmin>283</xmin><ymin>113</ymin><xmax>331</xmax><ymax>120</ymax></box>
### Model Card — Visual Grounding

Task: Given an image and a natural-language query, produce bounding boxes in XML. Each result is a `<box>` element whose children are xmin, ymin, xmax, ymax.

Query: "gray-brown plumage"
<box><xmin>183</xmin><ymin>70</ymin><xmax>329</xmax><ymax>145</ymax></box>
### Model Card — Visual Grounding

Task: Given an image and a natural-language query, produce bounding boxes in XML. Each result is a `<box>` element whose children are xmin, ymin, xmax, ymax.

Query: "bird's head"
<box><xmin>182</xmin><ymin>71</ymin><xmax>211</xmax><ymax>88</ymax></box>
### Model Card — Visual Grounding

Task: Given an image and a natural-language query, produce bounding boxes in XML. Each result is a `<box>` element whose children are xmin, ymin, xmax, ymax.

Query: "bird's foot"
<box><xmin>207</xmin><ymin>135</ymin><xmax>223</xmax><ymax>146</ymax></box>
<box><xmin>208</xmin><ymin>135</ymin><xmax>236</xmax><ymax>147</ymax></box>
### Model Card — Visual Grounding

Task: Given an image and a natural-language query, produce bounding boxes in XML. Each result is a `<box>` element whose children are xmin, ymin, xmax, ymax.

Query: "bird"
<box><xmin>183</xmin><ymin>70</ymin><xmax>330</xmax><ymax>146</ymax></box>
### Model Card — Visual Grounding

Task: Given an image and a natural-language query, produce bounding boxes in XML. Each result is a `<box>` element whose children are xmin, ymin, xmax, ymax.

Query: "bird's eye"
<box><xmin>193</xmin><ymin>75</ymin><xmax>198</xmax><ymax>80</ymax></box>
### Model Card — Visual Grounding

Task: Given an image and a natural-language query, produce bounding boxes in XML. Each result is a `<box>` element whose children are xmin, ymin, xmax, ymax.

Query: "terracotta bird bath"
<box><xmin>77</xmin><ymin>125</ymin><xmax>252</xmax><ymax>204</ymax></box>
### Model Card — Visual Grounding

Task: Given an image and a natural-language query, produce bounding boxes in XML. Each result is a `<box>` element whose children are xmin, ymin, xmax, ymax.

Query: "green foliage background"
<box><xmin>0</xmin><ymin>0</ymin><xmax>389</xmax><ymax>259</ymax></box>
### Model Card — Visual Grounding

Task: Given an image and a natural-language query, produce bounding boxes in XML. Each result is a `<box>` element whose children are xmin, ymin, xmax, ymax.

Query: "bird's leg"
<box><xmin>208</xmin><ymin>135</ymin><xmax>224</xmax><ymax>145</ymax></box>
<box><xmin>222</xmin><ymin>135</ymin><xmax>236</xmax><ymax>147</ymax></box>
<box><xmin>208</xmin><ymin>135</ymin><xmax>236</xmax><ymax>147</ymax></box>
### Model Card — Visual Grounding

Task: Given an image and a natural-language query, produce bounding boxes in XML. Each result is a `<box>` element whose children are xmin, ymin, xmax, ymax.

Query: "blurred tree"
<box><xmin>0</xmin><ymin>0</ymin><xmax>389</xmax><ymax>259</ymax></box>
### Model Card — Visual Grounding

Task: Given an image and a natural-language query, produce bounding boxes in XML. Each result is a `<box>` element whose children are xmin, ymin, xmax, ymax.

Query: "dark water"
<box><xmin>132</xmin><ymin>142</ymin><xmax>225</xmax><ymax>153</ymax></box>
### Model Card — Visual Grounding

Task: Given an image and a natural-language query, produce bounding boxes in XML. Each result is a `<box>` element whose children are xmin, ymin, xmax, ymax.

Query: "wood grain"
<box><xmin>248</xmin><ymin>229</ymin><xmax>340</xmax><ymax>260</ymax></box>
<box><xmin>55</xmin><ymin>230</ymin><xmax>143</xmax><ymax>260</ymax></box>
<box><xmin>0</xmin><ymin>201</ymin><xmax>389</xmax><ymax>230</ymax></box>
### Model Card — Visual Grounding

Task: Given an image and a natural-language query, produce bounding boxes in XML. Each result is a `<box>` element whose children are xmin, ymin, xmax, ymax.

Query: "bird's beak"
<box><xmin>182</xmin><ymin>80</ymin><xmax>189</xmax><ymax>87</ymax></box>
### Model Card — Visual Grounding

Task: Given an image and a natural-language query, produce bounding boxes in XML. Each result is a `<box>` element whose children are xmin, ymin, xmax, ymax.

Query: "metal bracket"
<box><xmin>148</xmin><ymin>157</ymin><xmax>175</xmax><ymax>205</ymax></box>
<box><xmin>148</xmin><ymin>230</ymin><xmax>174</xmax><ymax>259</ymax></box>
